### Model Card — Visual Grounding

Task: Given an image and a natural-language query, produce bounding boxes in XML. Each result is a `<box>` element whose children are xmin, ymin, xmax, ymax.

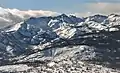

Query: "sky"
<box><xmin>0</xmin><ymin>0</ymin><xmax>120</xmax><ymax>16</ymax></box>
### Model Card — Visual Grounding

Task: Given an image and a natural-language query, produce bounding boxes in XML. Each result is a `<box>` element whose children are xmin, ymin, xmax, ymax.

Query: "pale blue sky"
<box><xmin>0</xmin><ymin>0</ymin><xmax>120</xmax><ymax>13</ymax></box>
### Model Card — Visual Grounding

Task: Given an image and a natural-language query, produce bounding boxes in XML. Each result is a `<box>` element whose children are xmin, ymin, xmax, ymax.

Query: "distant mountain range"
<box><xmin>0</xmin><ymin>7</ymin><xmax>120</xmax><ymax>72</ymax></box>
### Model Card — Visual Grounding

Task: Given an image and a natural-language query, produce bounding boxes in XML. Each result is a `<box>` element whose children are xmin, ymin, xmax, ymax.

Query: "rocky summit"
<box><xmin>0</xmin><ymin>14</ymin><xmax>120</xmax><ymax>73</ymax></box>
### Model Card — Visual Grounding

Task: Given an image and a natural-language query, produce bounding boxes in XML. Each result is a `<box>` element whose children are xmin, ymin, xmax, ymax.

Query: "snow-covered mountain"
<box><xmin>0</xmin><ymin>13</ymin><xmax>120</xmax><ymax>72</ymax></box>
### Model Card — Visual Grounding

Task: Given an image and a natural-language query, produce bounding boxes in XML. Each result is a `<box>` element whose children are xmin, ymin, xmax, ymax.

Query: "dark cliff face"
<box><xmin>0</xmin><ymin>14</ymin><xmax>120</xmax><ymax>69</ymax></box>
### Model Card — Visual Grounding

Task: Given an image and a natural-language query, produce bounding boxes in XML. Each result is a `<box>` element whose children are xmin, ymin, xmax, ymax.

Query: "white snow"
<box><xmin>6</xmin><ymin>22</ymin><xmax>23</xmax><ymax>32</ymax></box>
<box><xmin>48</xmin><ymin>19</ymin><xmax>59</xmax><ymax>28</ymax></box>
<box><xmin>6</xmin><ymin>45</ymin><xmax>13</xmax><ymax>55</ymax></box>
<box><xmin>87</xmin><ymin>21</ymin><xmax>106</xmax><ymax>30</ymax></box>
<box><xmin>109</xmin><ymin>28</ymin><xmax>119</xmax><ymax>32</ymax></box>
<box><xmin>0</xmin><ymin>64</ymin><xmax>32</xmax><ymax>72</ymax></box>
<box><xmin>47</xmin><ymin>62</ymin><xmax>56</xmax><ymax>67</ymax></box>
<box><xmin>55</xmin><ymin>26</ymin><xmax>76</xmax><ymax>39</ymax></box>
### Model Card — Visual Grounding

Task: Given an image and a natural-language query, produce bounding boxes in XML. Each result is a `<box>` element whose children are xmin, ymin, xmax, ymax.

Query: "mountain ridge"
<box><xmin>0</xmin><ymin>13</ymin><xmax>120</xmax><ymax>72</ymax></box>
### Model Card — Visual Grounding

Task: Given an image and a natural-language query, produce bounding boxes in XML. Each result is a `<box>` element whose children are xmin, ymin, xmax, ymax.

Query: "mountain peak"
<box><xmin>59</xmin><ymin>13</ymin><xmax>68</xmax><ymax>17</ymax></box>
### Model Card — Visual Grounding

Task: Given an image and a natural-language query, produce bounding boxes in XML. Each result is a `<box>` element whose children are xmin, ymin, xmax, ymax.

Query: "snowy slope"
<box><xmin>0</xmin><ymin>13</ymin><xmax>120</xmax><ymax>72</ymax></box>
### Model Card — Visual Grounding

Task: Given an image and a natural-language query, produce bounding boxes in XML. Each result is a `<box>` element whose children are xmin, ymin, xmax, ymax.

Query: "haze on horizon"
<box><xmin>0</xmin><ymin>0</ymin><xmax>120</xmax><ymax>16</ymax></box>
